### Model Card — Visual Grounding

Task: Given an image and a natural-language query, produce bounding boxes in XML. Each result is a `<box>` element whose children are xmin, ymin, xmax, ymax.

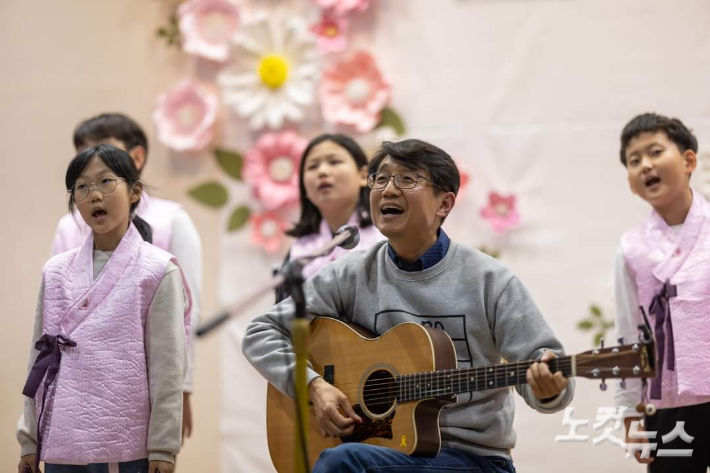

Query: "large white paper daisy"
<box><xmin>217</xmin><ymin>11</ymin><xmax>319</xmax><ymax>130</ymax></box>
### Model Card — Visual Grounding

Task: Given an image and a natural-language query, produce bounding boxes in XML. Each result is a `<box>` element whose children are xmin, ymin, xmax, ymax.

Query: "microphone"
<box><xmin>334</xmin><ymin>225</ymin><xmax>360</xmax><ymax>250</ymax></box>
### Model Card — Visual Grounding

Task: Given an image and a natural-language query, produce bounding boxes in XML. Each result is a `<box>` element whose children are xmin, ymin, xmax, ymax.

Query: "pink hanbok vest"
<box><xmin>621</xmin><ymin>191</ymin><xmax>710</xmax><ymax>409</ymax></box>
<box><xmin>52</xmin><ymin>194</ymin><xmax>181</xmax><ymax>255</ymax></box>
<box><xmin>35</xmin><ymin>223</ymin><xmax>191</xmax><ymax>463</ymax></box>
<box><xmin>289</xmin><ymin>213</ymin><xmax>386</xmax><ymax>279</ymax></box>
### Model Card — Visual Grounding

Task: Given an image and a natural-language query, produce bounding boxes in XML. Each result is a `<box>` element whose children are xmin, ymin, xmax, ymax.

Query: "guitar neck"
<box><xmin>396</xmin><ymin>356</ymin><xmax>574</xmax><ymax>402</ymax></box>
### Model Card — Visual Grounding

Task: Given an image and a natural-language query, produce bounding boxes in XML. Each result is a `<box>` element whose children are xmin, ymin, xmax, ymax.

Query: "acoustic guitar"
<box><xmin>266</xmin><ymin>317</ymin><xmax>656</xmax><ymax>472</ymax></box>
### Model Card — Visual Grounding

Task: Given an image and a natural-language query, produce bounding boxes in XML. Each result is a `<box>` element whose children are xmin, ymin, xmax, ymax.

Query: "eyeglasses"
<box><xmin>367</xmin><ymin>172</ymin><xmax>440</xmax><ymax>190</ymax></box>
<box><xmin>69</xmin><ymin>177</ymin><xmax>126</xmax><ymax>202</ymax></box>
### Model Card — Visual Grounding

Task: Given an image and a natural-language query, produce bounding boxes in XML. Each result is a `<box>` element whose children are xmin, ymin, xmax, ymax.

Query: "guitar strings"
<box><xmin>331</xmin><ymin>361</ymin><xmax>575</xmax><ymax>395</ymax></box>
<box><xmin>326</xmin><ymin>359</ymin><xmax>575</xmax><ymax>405</ymax></box>
<box><xmin>323</xmin><ymin>358</ymin><xmax>573</xmax><ymax>391</ymax></box>
<box><xmin>358</xmin><ymin>362</ymin><xmax>575</xmax><ymax>402</ymax></box>
<box><xmin>357</xmin><ymin>367</ymin><xmax>576</xmax><ymax>407</ymax></box>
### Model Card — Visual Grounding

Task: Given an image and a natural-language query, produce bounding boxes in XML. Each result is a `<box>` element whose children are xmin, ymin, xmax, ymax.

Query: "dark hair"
<box><xmin>369</xmin><ymin>139</ymin><xmax>460</xmax><ymax>196</ymax></box>
<box><xmin>66</xmin><ymin>144</ymin><xmax>152</xmax><ymax>243</ymax></box>
<box><xmin>73</xmin><ymin>113</ymin><xmax>149</xmax><ymax>173</ymax></box>
<box><xmin>286</xmin><ymin>134</ymin><xmax>373</xmax><ymax>238</ymax></box>
<box><xmin>620</xmin><ymin>113</ymin><xmax>698</xmax><ymax>166</ymax></box>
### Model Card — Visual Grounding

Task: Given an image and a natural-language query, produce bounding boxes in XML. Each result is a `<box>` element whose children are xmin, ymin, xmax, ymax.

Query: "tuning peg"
<box><xmin>636</xmin><ymin>402</ymin><xmax>657</xmax><ymax>416</ymax></box>
<box><xmin>619</xmin><ymin>379</ymin><xmax>626</xmax><ymax>389</ymax></box>
<box><xmin>600</xmin><ymin>338</ymin><xmax>605</xmax><ymax>349</ymax></box>
<box><xmin>599</xmin><ymin>379</ymin><xmax>607</xmax><ymax>391</ymax></box>
<box><xmin>617</xmin><ymin>337</ymin><xmax>625</xmax><ymax>345</ymax></box>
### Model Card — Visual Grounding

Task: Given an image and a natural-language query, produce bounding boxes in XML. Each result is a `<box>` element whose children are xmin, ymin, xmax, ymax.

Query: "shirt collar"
<box><xmin>387</xmin><ymin>229</ymin><xmax>450</xmax><ymax>272</ymax></box>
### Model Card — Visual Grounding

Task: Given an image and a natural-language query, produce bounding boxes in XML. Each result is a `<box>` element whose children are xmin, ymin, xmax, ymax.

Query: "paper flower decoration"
<box><xmin>153</xmin><ymin>80</ymin><xmax>219</xmax><ymax>152</ymax></box>
<box><xmin>178</xmin><ymin>0</ymin><xmax>240</xmax><ymax>62</ymax></box>
<box><xmin>315</xmin><ymin>0</ymin><xmax>370</xmax><ymax>16</ymax></box>
<box><xmin>250</xmin><ymin>211</ymin><xmax>287</xmax><ymax>252</ymax></box>
<box><xmin>243</xmin><ymin>131</ymin><xmax>307</xmax><ymax>210</ymax></box>
<box><xmin>320</xmin><ymin>51</ymin><xmax>391</xmax><ymax>132</ymax></box>
<box><xmin>480</xmin><ymin>192</ymin><xmax>520</xmax><ymax>234</ymax></box>
<box><xmin>311</xmin><ymin>12</ymin><xmax>348</xmax><ymax>53</ymax></box>
<box><xmin>218</xmin><ymin>11</ymin><xmax>319</xmax><ymax>130</ymax></box>
<box><xmin>456</xmin><ymin>168</ymin><xmax>470</xmax><ymax>198</ymax></box>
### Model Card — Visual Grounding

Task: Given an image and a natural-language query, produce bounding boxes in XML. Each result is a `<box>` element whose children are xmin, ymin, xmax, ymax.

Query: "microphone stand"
<box><xmin>195</xmin><ymin>226</ymin><xmax>359</xmax><ymax>473</ymax></box>
<box><xmin>282</xmin><ymin>259</ymin><xmax>310</xmax><ymax>473</ymax></box>
<box><xmin>280</xmin><ymin>226</ymin><xmax>358</xmax><ymax>473</ymax></box>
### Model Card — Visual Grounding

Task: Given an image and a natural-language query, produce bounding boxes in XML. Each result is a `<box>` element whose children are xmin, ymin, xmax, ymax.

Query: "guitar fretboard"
<box><xmin>395</xmin><ymin>357</ymin><xmax>574</xmax><ymax>402</ymax></box>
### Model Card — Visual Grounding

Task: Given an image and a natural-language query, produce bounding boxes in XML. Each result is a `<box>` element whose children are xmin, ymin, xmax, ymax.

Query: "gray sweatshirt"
<box><xmin>17</xmin><ymin>251</ymin><xmax>188</xmax><ymax>464</ymax></box>
<box><xmin>243</xmin><ymin>240</ymin><xmax>575</xmax><ymax>459</ymax></box>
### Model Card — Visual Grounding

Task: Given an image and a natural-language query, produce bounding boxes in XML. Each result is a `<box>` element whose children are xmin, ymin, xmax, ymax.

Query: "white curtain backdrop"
<box><xmin>220</xmin><ymin>1</ymin><xmax>710</xmax><ymax>472</ymax></box>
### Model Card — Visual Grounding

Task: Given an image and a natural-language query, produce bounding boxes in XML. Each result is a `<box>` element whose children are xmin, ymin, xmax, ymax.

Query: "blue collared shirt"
<box><xmin>387</xmin><ymin>229</ymin><xmax>451</xmax><ymax>272</ymax></box>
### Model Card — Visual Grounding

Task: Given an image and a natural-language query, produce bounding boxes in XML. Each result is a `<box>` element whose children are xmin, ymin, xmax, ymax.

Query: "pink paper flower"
<box><xmin>153</xmin><ymin>80</ymin><xmax>219</xmax><ymax>152</ymax></box>
<box><xmin>480</xmin><ymin>192</ymin><xmax>520</xmax><ymax>234</ymax></box>
<box><xmin>315</xmin><ymin>0</ymin><xmax>370</xmax><ymax>16</ymax></box>
<box><xmin>457</xmin><ymin>169</ymin><xmax>470</xmax><ymax>198</ymax></box>
<box><xmin>243</xmin><ymin>131</ymin><xmax>308</xmax><ymax>210</ymax></box>
<box><xmin>311</xmin><ymin>12</ymin><xmax>349</xmax><ymax>53</ymax></box>
<box><xmin>250</xmin><ymin>211</ymin><xmax>287</xmax><ymax>253</ymax></box>
<box><xmin>178</xmin><ymin>0</ymin><xmax>240</xmax><ymax>62</ymax></box>
<box><xmin>320</xmin><ymin>51</ymin><xmax>391</xmax><ymax>132</ymax></box>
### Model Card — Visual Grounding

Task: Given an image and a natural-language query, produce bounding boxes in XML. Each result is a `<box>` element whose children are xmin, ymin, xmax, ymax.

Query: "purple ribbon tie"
<box><xmin>649</xmin><ymin>281</ymin><xmax>677</xmax><ymax>400</ymax></box>
<box><xmin>22</xmin><ymin>334</ymin><xmax>76</xmax><ymax>466</ymax></box>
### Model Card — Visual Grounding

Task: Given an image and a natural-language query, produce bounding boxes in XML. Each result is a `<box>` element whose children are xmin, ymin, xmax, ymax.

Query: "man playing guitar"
<box><xmin>243</xmin><ymin>139</ymin><xmax>574</xmax><ymax>472</ymax></box>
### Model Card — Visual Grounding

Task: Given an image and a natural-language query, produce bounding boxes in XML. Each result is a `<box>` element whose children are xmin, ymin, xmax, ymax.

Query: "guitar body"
<box><xmin>266</xmin><ymin>317</ymin><xmax>457</xmax><ymax>473</ymax></box>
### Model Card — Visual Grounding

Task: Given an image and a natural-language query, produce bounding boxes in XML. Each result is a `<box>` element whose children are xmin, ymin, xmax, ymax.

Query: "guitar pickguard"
<box><xmin>340</xmin><ymin>404</ymin><xmax>395</xmax><ymax>443</ymax></box>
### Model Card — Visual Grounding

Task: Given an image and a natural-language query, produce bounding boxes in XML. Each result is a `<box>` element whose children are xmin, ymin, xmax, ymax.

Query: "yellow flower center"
<box><xmin>261</xmin><ymin>219</ymin><xmax>278</xmax><ymax>237</ymax></box>
<box><xmin>177</xmin><ymin>103</ymin><xmax>200</xmax><ymax>130</ymax></box>
<box><xmin>258</xmin><ymin>54</ymin><xmax>289</xmax><ymax>89</ymax></box>
<box><xmin>269</xmin><ymin>156</ymin><xmax>294</xmax><ymax>182</ymax></box>
<box><xmin>324</xmin><ymin>25</ymin><xmax>339</xmax><ymax>38</ymax></box>
<box><xmin>495</xmin><ymin>202</ymin><xmax>510</xmax><ymax>216</ymax></box>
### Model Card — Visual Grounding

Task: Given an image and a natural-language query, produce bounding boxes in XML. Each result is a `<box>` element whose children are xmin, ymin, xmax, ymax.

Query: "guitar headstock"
<box><xmin>575</xmin><ymin>338</ymin><xmax>656</xmax><ymax>381</ymax></box>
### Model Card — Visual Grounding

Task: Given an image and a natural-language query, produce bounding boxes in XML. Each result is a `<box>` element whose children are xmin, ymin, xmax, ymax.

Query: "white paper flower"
<box><xmin>217</xmin><ymin>11</ymin><xmax>319</xmax><ymax>130</ymax></box>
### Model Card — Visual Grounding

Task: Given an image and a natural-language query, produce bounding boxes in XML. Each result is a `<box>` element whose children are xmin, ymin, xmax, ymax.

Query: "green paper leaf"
<box><xmin>228</xmin><ymin>206</ymin><xmax>250</xmax><ymax>231</ymax></box>
<box><xmin>589</xmin><ymin>304</ymin><xmax>603</xmax><ymax>317</ymax></box>
<box><xmin>216</xmin><ymin>148</ymin><xmax>244</xmax><ymax>180</ymax></box>
<box><xmin>188</xmin><ymin>182</ymin><xmax>228</xmax><ymax>208</ymax></box>
<box><xmin>577</xmin><ymin>320</ymin><xmax>594</xmax><ymax>331</ymax></box>
<box><xmin>376</xmin><ymin>106</ymin><xmax>406</xmax><ymax>136</ymax></box>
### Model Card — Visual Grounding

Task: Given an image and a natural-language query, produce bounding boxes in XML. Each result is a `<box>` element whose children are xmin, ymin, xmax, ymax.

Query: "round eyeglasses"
<box><xmin>367</xmin><ymin>172</ymin><xmax>440</xmax><ymax>190</ymax></box>
<box><xmin>69</xmin><ymin>177</ymin><xmax>126</xmax><ymax>202</ymax></box>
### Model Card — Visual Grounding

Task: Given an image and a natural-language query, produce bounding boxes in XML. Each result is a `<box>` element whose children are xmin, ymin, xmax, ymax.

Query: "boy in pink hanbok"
<box><xmin>614</xmin><ymin>113</ymin><xmax>710</xmax><ymax>471</ymax></box>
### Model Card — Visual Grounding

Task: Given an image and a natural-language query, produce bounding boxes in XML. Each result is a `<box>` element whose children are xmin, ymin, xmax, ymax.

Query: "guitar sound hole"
<box><xmin>363</xmin><ymin>369</ymin><xmax>396</xmax><ymax>415</ymax></box>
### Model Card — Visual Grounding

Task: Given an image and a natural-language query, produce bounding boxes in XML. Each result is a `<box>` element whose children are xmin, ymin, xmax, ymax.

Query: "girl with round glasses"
<box><xmin>17</xmin><ymin>144</ymin><xmax>191</xmax><ymax>473</ymax></box>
